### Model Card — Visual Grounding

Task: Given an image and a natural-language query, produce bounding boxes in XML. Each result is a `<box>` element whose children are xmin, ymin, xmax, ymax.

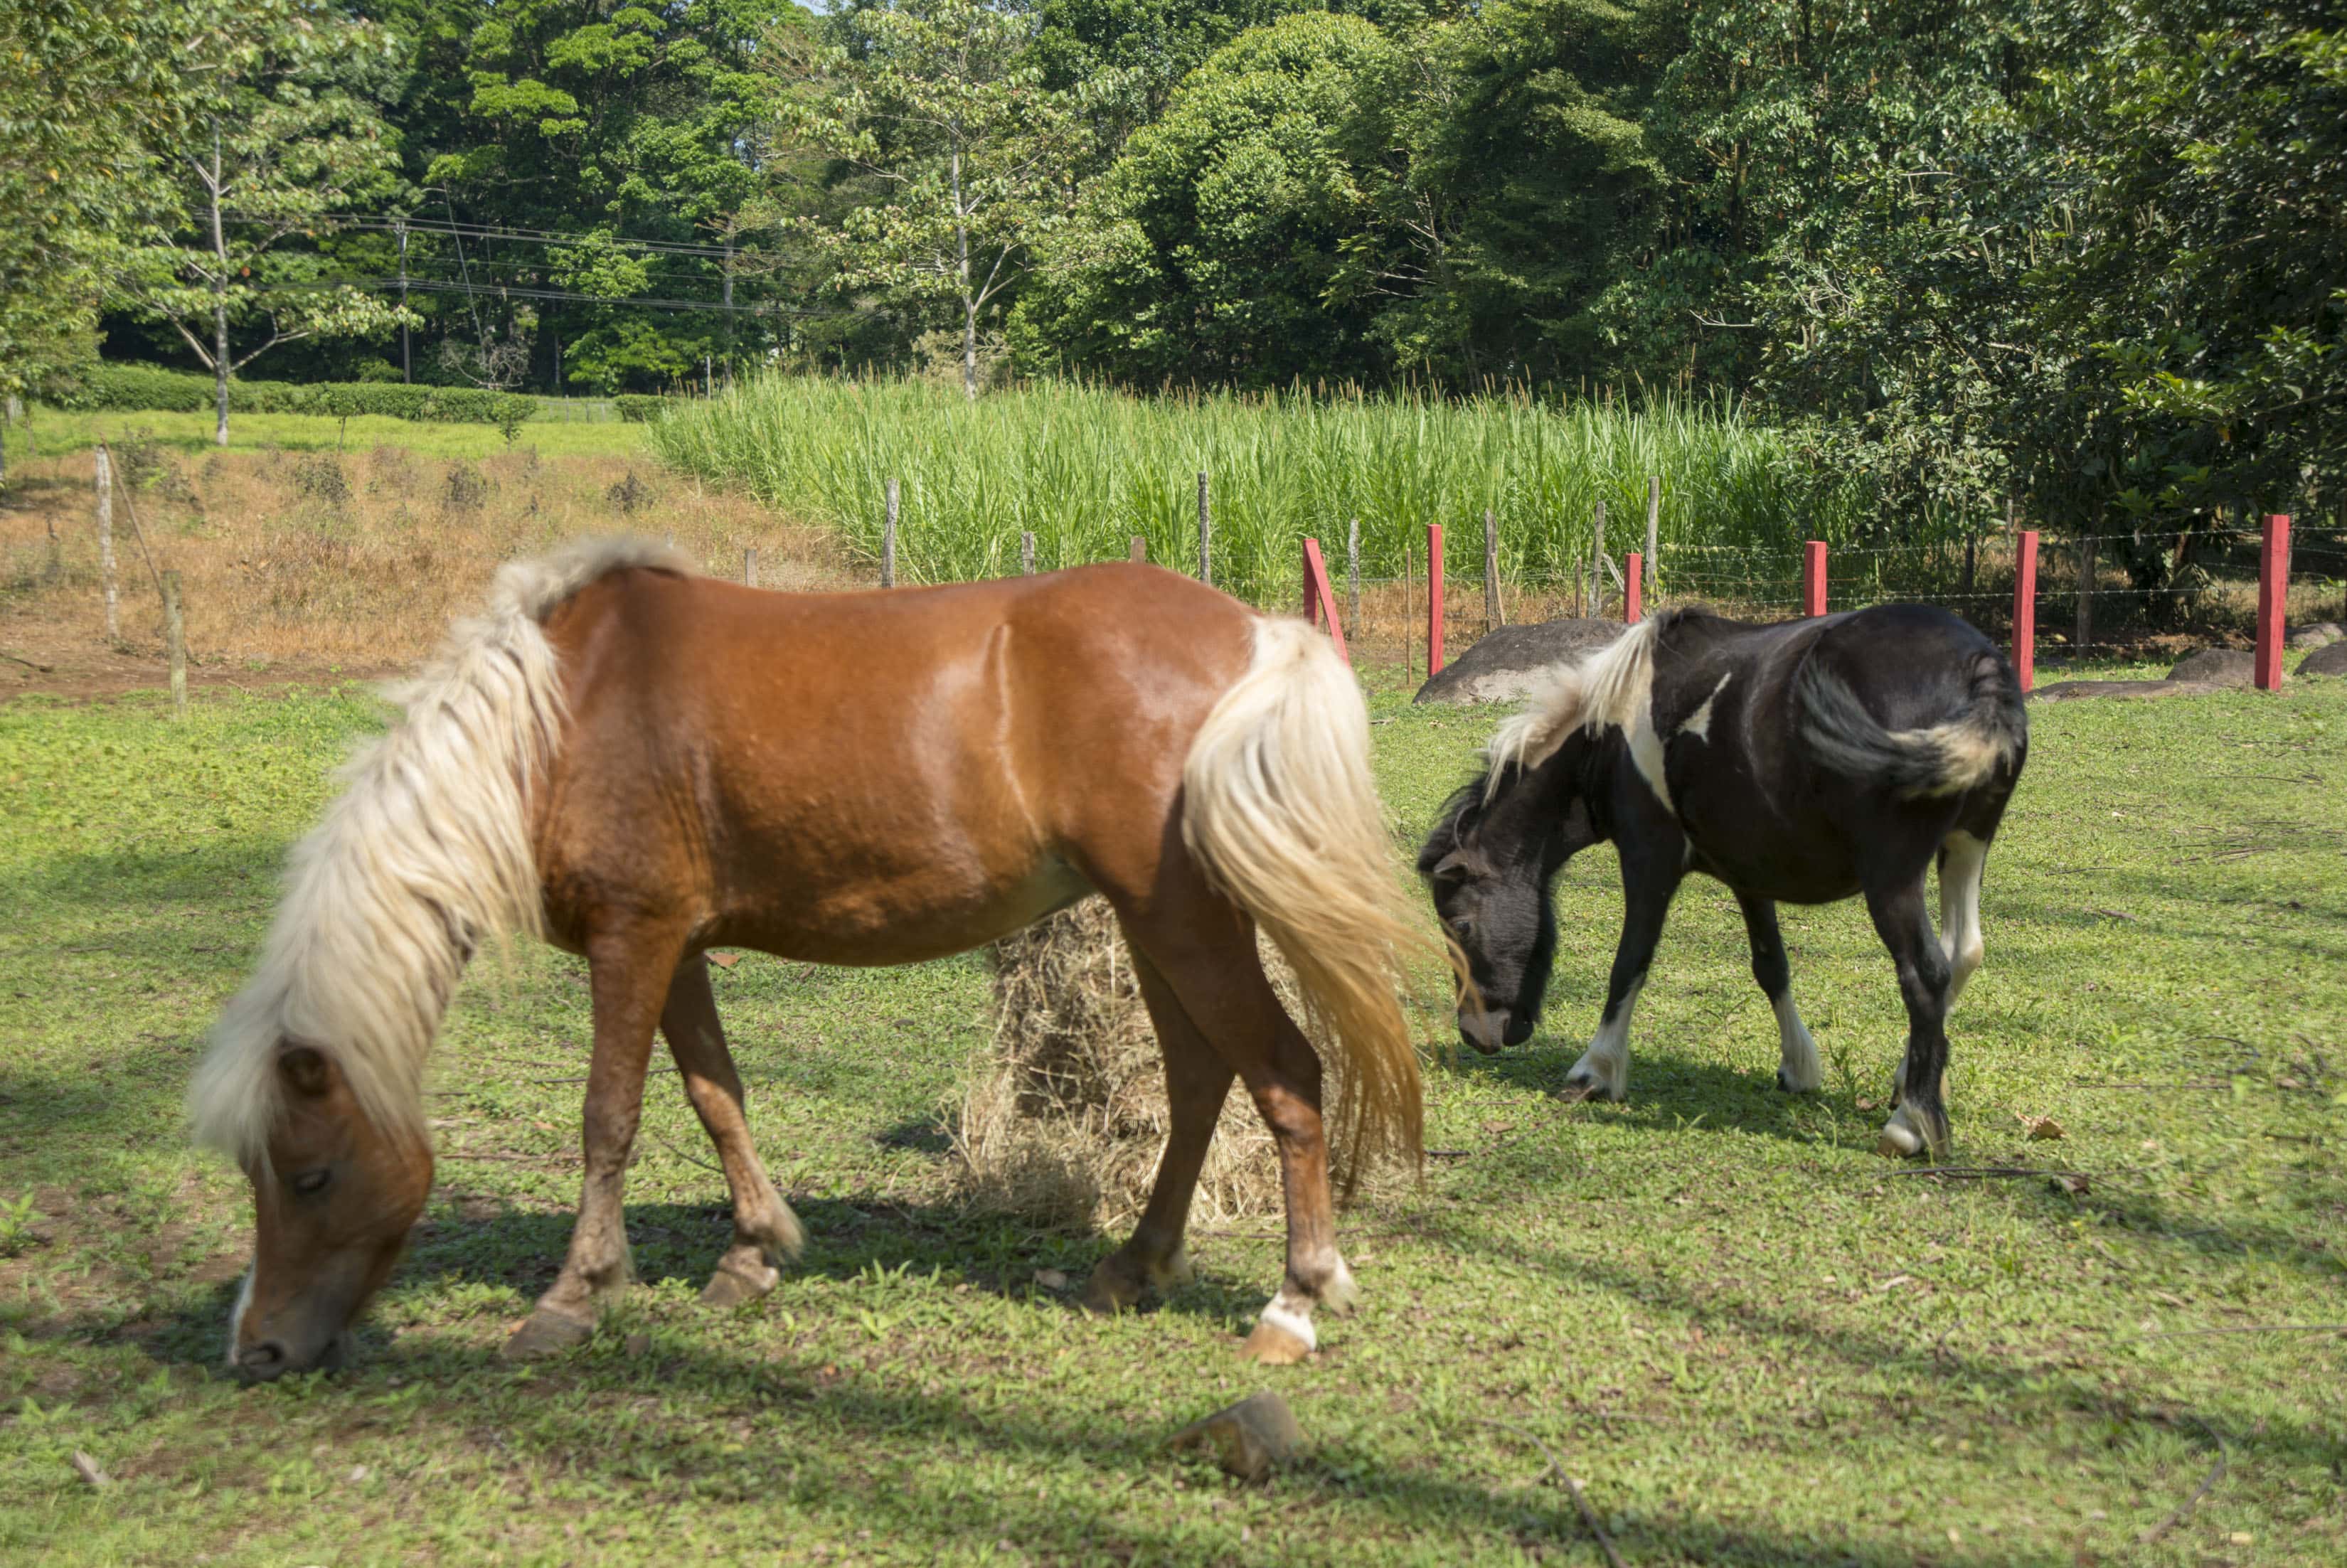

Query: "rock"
<box><xmin>2301</xmin><ymin>639</ymin><xmax>2347</xmax><ymax>678</ymax></box>
<box><xmin>2030</xmin><ymin>678</ymin><xmax>2222</xmax><ymax>701</ymax></box>
<box><xmin>1169</xmin><ymin>1392</ymin><xmax>1304</xmax><ymax>1481</ymax></box>
<box><xmin>1412</xmin><ymin>619</ymin><xmax>1624</xmax><ymax>705</ymax></box>
<box><xmin>70</xmin><ymin>1451</ymin><xmax>110</xmax><ymax>1488</ymax></box>
<box><xmin>2287</xmin><ymin>621</ymin><xmax>2343</xmax><ymax>649</ymax></box>
<box><xmin>2167</xmin><ymin>647</ymin><xmax>2255</xmax><ymax>687</ymax></box>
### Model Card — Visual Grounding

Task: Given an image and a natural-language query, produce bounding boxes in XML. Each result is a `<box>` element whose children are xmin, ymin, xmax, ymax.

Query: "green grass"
<box><xmin>647</xmin><ymin>375</ymin><xmax>1868</xmax><ymax>607</ymax></box>
<box><xmin>6</xmin><ymin>407</ymin><xmax>650</xmax><ymax>463</ymax></box>
<box><xmin>2</xmin><ymin>669</ymin><xmax>2343</xmax><ymax>1564</ymax></box>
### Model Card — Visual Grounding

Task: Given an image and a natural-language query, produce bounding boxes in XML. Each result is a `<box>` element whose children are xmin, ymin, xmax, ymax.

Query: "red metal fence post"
<box><xmin>2257</xmin><ymin>513</ymin><xmax>2292</xmax><ymax>690</ymax></box>
<box><xmin>2013</xmin><ymin>529</ymin><xmax>2040</xmax><ymax>693</ymax></box>
<box><xmin>1625</xmin><ymin>550</ymin><xmax>1643</xmax><ymax>624</ymax></box>
<box><xmin>1802</xmin><ymin>540</ymin><xmax>1829</xmax><ymax>617</ymax></box>
<box><xmin>1302</xmin><ymin>536</ymin><xmax>1351</xmax><ymax>667</ymax></box>
<box><xmin>1427</xmin><ymin>523</ymin><xmax>1446</xmax><ymax>676</ymax></box>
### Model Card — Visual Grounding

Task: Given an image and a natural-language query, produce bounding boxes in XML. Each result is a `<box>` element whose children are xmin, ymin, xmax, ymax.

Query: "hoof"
<box><xmin>700</xmin><ymin>1256</ymin><xmax>779</xmax><ymax>1310</ymax></box>
<box><xmin>502</xmin><ymin>1306</ymin><xmax>595</xmax><ymax>1361</ymax></box>
<box><xmin>1082</xmin><ymin>1264</ymin><xmax>1144</xmax><ymax>1316</ymax></box>
<box><xmin>1240</xmin><ymin>1318</ymin><xmax>1314</xmax><ymax>1366</ymax></box>
<box><xmin>1875</xmin><ymin>1121</ymin><xmax>1926</xmax><ymax>1160</ymax></box>
<box><xmin>1776</xmin><ymin>1067</ymin><xmax>1817</xmax><ymax>1094</ymax></box>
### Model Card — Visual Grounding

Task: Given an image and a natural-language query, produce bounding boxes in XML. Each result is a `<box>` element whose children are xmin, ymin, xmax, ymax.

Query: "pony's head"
<box><xmin>220</xmin><ymin>1041</ymin><xmax>434</xmax><ymax>1378</ymax></box>
<box><xmin>1419</xmin><ymin>626</ymin><xmax>1656</xmax><ymax>1052</ymax></box>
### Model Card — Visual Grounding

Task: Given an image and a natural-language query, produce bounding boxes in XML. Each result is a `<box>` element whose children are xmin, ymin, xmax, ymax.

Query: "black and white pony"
<box><xmin>1419</xmin><ymin>604</ymin><xmax>2027</xmax><ymax>1158</ymax></box>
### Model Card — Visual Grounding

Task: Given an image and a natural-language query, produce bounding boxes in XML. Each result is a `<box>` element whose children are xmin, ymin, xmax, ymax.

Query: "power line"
<box><xmin>230</xmin><ymin>211</ymin><xmax>765</xmax><ymax>262</ymax></box>
<box><xmin>257</xmin><ymin>274</ymin><xmax>849</xmax><ymax>317</ymax></box>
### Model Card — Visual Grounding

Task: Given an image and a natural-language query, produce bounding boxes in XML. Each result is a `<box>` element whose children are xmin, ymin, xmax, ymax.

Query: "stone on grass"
<box><xmin>2031</xmin><ymin>678</ymin><xmax>2220</xmax><ymax>702</ymax></box>
<box><xmin>1169</xmin><ymin>1392</ymin><xmax>1304</xmax><ymax>1481</ymax></box>
<box><xmin>1413</xmin><ymin>619</ymin><xmax>1623</xmax><ymax>705</ymax></box>
<box><xmin>2300</xmin><ymin>639</ymin><xmax>2347</xmax><ymax>678</ymax></box>
<box><xmin>2287</xmin><ymin>621</ymin><xmax>2343</xmax><ymax>649</ymax></box>
<box><xmin>2167</xmin><ymin>647</ymin><xmax>2255</xmax><ymax>687</ymax></box>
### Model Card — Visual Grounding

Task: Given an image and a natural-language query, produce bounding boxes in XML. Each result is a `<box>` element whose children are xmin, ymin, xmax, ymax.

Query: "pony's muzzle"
<box><xmin>1458</xmin><ymin>1006</ymin><xmax>1523</xmax><ymax>1054</ymax></box>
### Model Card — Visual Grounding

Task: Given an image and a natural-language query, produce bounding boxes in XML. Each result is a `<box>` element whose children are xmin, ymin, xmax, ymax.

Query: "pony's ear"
<box><xmin>277</xmin><ymin>1043</ymin><xmax>333</xmax><ymax>1099</ymax></box>
<box><xmin>1427</xmin><ymin>848</ymin><xmax>1474</xmax><ymax>888</ymax></box>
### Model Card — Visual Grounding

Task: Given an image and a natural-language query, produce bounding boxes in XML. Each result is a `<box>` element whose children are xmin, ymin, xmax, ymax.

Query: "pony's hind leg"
<box><xmin>661</xmin><ymin>954</ymin><xmax>805</xmax><ymax>1309</ymax></box>
<box><xmin>1736</xmin><ymin>892</ymin><xmax>1821</xmax><ymax>1093</ymax></box>
<box><xmin>505</xmin><ymin>922</ymin><xmax>687</xmax><ymax>1360</ymax></box>
<box><xmin>1937</xmin><ymin>831</ymin><xmax>1989</xmax><ymax>1006</ymax></box>
<box><xmin>1864</xmin><ymin>875</ymin><xmax>1955</xmax><ymax>1160</ymax></box>
<box><xmin>1123</xmin><ymin>907</ymin><xmax>1353</xmax><ymax>1365</ymax></box>
<box><xmin>1082</xmin><ymin>948</ymin><xmax>1232</xmax><ymax>1314</ymax></box>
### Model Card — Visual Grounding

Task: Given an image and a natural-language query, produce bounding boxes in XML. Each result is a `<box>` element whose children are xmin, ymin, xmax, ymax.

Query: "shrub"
<box><xmin>441</xmin><ymin>462</ymin><xmax>490</xmax><ymax>513</ymax></box>
<box><xmin>614</xmin><ymin>394</ymin><xmax>669</xmax><ymax>424</ymax></box>
<box><xmin>46</xmin><ymin>364</ymin><xmax>542</xmax><ymax>427</ymax></box>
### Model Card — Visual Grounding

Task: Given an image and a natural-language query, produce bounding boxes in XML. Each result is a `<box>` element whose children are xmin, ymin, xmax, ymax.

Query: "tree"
<box><xmin>776</xmin><ymin>0</ymin><xmax>1092</xmax><ymax>399</ymax></box>
<box><xmin>110</xmin><ymin>16</ymin><xmax>414</xmax><ymax>442</ymax></box>
<box><xmin>0</xmin><ymin>1</ymin><xmax>268</xmax><ymax>406</ymax></box>
<box><xmin>1014</xmin><ymin>12</ymin><xmax>1395</xmax><ymax>388</ymax></box>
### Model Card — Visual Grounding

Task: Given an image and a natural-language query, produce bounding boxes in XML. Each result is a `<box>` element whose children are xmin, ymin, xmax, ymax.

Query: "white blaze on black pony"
<box><xmin>1420</xmin><ymin>604</ymin><xmax>2026</xmax><ymax>1158</ymax></box>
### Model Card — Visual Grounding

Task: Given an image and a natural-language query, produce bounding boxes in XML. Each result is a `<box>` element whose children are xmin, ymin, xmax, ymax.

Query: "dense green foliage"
<box><xmin>649</xmin><ymin>373</ymin><xmax>1840</xmax><ymax>602</ymax></box>
<box><xmin>43</xmin><ymin>363</ymin><xmax>533</xmax><ymax>426</ymax></box>
<box><xmin>8</xmin><ymin>0</ymin><xmax>2338</xmax><ymax>539</ymax></box>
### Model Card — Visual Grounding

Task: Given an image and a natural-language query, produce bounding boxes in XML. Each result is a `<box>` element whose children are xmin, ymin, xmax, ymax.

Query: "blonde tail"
<box><xmin>1181</xmin><ymin>618</ymin><xmax>1435</xmax><ymax>1180</ymax></box>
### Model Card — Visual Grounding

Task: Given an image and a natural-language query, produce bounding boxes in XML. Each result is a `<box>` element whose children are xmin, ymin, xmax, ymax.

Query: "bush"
<box><xmin>613</xmin><ymin>394</ymin><xmax>669</xmax><ymax>424</ymax></box>
<box><xmin>48</xmin><ymin>364</ymin><xmax>538</xmax><ymax>427</ymax></box>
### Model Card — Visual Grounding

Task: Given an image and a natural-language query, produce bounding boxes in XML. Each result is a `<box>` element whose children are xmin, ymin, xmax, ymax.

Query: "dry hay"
<box><xmin>953</xmin><ymin>897</ymin><xmax>1376</xmax><ymax>1232</ymax></box>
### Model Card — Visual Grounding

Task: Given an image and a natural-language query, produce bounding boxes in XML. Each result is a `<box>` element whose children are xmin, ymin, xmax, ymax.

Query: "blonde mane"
<box><xmin>1481</xmin><ymin>616</ymin><xmax>1661</xmax><ymax>798</ymax></box>
<box><xmin>188</xmin><ymin>537</ymin><xmax>691</xmax><ymax>1163</ymax></box>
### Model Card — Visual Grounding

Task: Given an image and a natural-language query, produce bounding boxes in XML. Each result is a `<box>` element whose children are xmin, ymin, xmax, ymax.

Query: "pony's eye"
<box><xmin>1451</xmin><ymin>916</ymin><xmax>1473</xmax><ymax>936</ymax></box>
<box><xmin>291</xmin><ymin>1168</ymin><xmax>333</xmax><ymax>1198</ymax></box>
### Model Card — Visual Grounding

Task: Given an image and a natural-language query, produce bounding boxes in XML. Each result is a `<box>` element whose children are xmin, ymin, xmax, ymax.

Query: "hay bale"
<box><xmin>952</xmin><ymin>898</ymin><xmax>1363</xmax><ymax>1232</ymax></box>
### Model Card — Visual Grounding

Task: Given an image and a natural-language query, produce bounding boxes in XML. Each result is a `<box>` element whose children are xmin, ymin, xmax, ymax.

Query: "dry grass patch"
<box><xmin>1</xmin><ymin>439</ymin><xmax>845</xmax><ymax>681</ymax></box>
<box><xmin>957</xmin><ymin>898</ymin><xmax>1399</xmax><ymax>1232</ymax></box>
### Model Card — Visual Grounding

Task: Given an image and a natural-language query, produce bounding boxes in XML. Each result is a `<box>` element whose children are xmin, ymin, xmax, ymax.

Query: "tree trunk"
<box><xmin>209</xmin><ymin>122</ymin><xmax>230</xmax><ymax>447</ymax></box>
<box><xmin>952</xmin><ymin>134</ymin><xmax>976</xmax><ymax>402</ymax></box>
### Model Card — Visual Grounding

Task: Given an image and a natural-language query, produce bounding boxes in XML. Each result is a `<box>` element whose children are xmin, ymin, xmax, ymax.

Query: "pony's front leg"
<box><xmin>661</xmin><ymin>954</ymin><xmax>804</xmax><ymax>1308</ymax></box>
<box><xmin>504</xmin><ymin>925</ymin><xmax>684</xmax><ymax>1360</ymax></box>
<box><xmin>1563</xmin><ymin>855</ymin><xmax>1681</xmax><ymax>1103</ymax></box>
<box><xmin>1736</xmin><ymin>891</ymin><xmax>1821</xmax><ymax>1093</ymax></box>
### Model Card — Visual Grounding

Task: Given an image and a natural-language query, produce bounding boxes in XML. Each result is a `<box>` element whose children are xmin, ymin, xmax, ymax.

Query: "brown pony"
<box><xmin>191</xmin><ymin>538</ymin><xmax>1432</xmax><ymax>1377</ymax></box>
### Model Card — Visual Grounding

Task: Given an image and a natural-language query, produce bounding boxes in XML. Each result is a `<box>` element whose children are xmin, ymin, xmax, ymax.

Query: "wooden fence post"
<box><xmin>1403</xmin><ymin>537</ymin><xmax>1415</xmax><ymax>681</ymax></box>
<box><xmin>2256</xmin><ymin>514</ymin><xmax>2291</xmax><ymax>691</ymax></box>
<box><xmin>1427</xmin><ymin>522</ymin><xmax>1446</xmax><ymax>676</ymax></box>
<box><xmin>1625</xmin><ymin>551</ymin><xmax>1643</xmax><ymax>624</ymax></box>
<box><xmin>883</xmin><ymin>477</ymin><xmax>898</xmax><ymax>588</ymax></box>
<box><xmin>1645</xmin><ymin>476</ymin><xmax>1660</xmax><ymax>600</ymax></box>
<box><xmin>744</xmin><ymin>547</ymin><xmax>757</xmax><ymax>587</ymax></box>
<box><xmin>1590</xmin><ymin>499</ymin><xmax>1607</xmax><ymax>618</ymax></box>
<box><xmin>95</xmin><ymin>444</ymin><xmax>118</xmax><ymax>641</ymax></box>
<box><xmin>1197</xmin><ymin>470</ymin><xmax>1211</xmax><ymax>585</ymax></box>
<box><xmin>1021</xmin><ymin>531</ymin><xmax>1036</xmax><ymax>576</ymax></box>
<box><xmin>2077</xmin><ymin>524</ymin><xmax>2097</xmax><ymax>657</ymax></box>
<box><xmin>1129</xmin><ymin>535</ymin><xmax>1146</xmax><ymax>564</ymax></box>
<box><xmin>2013</xmin><ymin>529</ymin><xmax>2039</xmax><ymax>693</ymax></box>
<box><xmin>1346</xmin><ymin>516</ymin><xmax>1361</xmax><ymax>634</ymax></box>
<box><xmin>1802</xmin><ymin>540</ymin><xmax>1829</xmax><ymax>617</ymax></box>
<box><xmin>1482</xmin><ymin>508</ymin><xmax>1501</xmax><ymax>631</ymax></box>
<box><xmin>162</xmin><ymin>569</ymin><xmax>186</xmax><ymax>720</ymax></box>
<box><xmin>1302</xmin><ymin>538</ymin><xmax>1350</xmax><ymax>667</ymax></box>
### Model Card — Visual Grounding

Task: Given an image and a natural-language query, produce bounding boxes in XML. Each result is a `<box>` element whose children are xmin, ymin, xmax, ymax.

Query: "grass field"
<box><xmin>2</xmin><ymin>656</ymin><xmax>2344</xmax><ymax>1564</ymax></box>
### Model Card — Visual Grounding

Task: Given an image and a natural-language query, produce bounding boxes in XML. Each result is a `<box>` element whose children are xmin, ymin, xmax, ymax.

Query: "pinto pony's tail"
<box><xmin>188</xmin><ymin>536</ymin><xmax>690</xmax><ymax>1166</ymax></box>
<box><xmin>1798</xmin><ymin>649</ymin><xmax>2028</xmax><ymax>801</ymax></box>
<box><xmin>1180</xmin><ymin>618</ymin><xmax>1437</xmax><ymax>1181</ymax></box>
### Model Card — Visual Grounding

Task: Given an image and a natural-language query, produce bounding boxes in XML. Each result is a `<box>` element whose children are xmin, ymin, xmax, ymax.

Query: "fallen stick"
<box><xmin>1889</xmin><ymin>1166</ymin><xmax>2091</xmax><ymax>1180</ymax></box>
<box><xmin>2136</xmin><ymin>1418</ymin><xmax>2224</xmax><ymax>1546</ymax></box>
<box><xmin>2146</xmin><ymin>1323</ymin><xmax>2346</xmax><ymax>1339</ymax></box>
<box><xmin>1471</xmin><ymin>1417</ymin><xmax>1627</xmax><ymax>1568</ymax></box>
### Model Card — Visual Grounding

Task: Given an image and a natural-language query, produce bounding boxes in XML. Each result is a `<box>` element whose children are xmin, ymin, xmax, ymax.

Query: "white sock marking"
<box><xmin>1568</xmin><ymin>974</ymin><xmax>1644</xmax><ymax>1099</ymax></box>
<box><xmin>1258</xmin><ymin>1298</ymin><xmax>1316</xmax><ymax>1351</ymax></box>
<box><xmin>1772</xmin><ymin>990</ymin><xmax>1822</xmax><ymax>1092</ymax></box>
<box><xmin>1939</xmin><ymin>831</ymin><xmax>1987</xmax><ymax>1006</ymax></box>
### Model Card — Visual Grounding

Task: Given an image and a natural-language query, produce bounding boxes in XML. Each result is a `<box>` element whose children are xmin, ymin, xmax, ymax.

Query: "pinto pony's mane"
<box><xmin>1478</xmin><ymin>613</ymin><xmax>1666</xmax><ymax>803</ymax></box>
<box><xmin>188</xmin><ymin>537</ymin><xmax>691</xmax><ymax>1164</ymax></box>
